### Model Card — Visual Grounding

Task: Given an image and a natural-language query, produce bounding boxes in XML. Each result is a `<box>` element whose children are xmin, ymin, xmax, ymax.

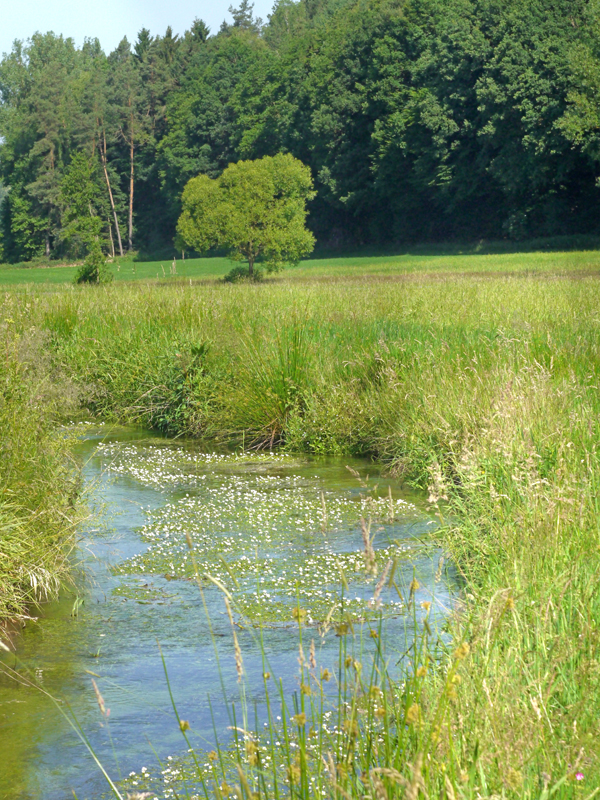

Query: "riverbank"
<box><xmin>1</xmin><ymin>255</ymin><xmax>599</xmax><ymax>796</ymax></box>
<box><xmin>0</xmin><ymin>325</ymin><xmax>80</xmax><ymax>628</ymax></box>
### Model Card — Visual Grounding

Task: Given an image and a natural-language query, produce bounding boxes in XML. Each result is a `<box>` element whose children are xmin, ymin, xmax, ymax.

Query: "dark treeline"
<box><xmin>1</xmin><ymin>0</ymin><xmax>600</xmax><ymax>262</ymax></box>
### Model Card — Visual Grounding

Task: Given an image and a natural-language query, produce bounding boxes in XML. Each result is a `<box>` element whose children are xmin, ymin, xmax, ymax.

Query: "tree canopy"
<box><xmin>1</xmin><ymin>0</ymin><xmax>600</xmax><ymax>262</ymax></box>
<box><xmin>177</xmin><ymin>153</ymin><xmax>315</xmax><ymax>276</ymax></box>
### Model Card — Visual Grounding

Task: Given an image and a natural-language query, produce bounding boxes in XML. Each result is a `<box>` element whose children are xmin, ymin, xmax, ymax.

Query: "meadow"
<box><xmin>2</xmin><ymin>239</ymin><xmax>600</xmax><ymax>287</ymax></box>
<box><xmin>1</xmin><ymin>246</ymin><xmax>599</xmax><ymax>798</ymax></box>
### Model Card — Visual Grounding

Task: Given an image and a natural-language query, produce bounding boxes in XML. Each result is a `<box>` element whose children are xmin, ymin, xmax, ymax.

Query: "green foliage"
<box><xmin>73</xmin><ymin>243</ymin><xmax>113</xmax><ymax>284</ymax></box>
<box><xmin>223</xmin><ymin>264</ymin><xmax>263</xmax><ymax>282</ymax></box>
<box><xmin>0</xmin><ymin>317</ymin><xmax>80</xmax><ymax>621</ymax></box>
<box><xmin>59</xmin><ymin>152</ymin><xmax>107</xmax><ymax>256</ymax></box>
<box><xmin>177</xmin><ymin>153</ymin><xmax>316</xmax><ymax>275</ymax></box>
<box><xmin>2</xmin><ymin>1</ymin><xmax>600</xmax><ymax>260</ymax></box>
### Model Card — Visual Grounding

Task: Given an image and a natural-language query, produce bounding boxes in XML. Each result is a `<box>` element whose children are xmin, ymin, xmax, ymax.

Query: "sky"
<box><xmin>1</xmin><ymin>0</ymin><xmax>276</xmax><ymax>57</ymax></box>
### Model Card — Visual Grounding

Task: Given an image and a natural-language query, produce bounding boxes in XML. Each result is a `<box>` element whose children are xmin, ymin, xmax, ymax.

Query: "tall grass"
<box><xmin>0</xmin><ymin>316</ymin><xmax>80</xmax><ymax>624</ymax></box>
<box><xmin>2</xmin><ymin>262</ymin><xmax>600</xmax><ymax>795</ymax></box>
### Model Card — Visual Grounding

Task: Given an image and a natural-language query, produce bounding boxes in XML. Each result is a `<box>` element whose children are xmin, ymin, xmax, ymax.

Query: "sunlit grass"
<box><xmin>1</xmin><ymin>252</ymin><xmax>600</xmax><ymax>796</ymax></box>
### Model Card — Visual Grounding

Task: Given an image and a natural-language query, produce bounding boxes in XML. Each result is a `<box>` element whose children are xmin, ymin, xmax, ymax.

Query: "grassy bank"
<box><xmin>2</xmin><ymin>253</ymin><xmax>599</xmax><ymax>796</ymax></box>
<box><xmin>0</xmin><ymin>317</ymin><xmax>80</xmax><ymax>625</ymax></box>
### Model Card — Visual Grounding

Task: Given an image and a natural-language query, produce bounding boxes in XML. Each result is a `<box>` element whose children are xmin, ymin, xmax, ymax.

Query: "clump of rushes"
<box><xmin>0</xmin><ymin>319</ymin><xmax>80</xmax><ymax>623</ymax></box>
<box><xmin>3</xmin><ymin>257</ymin><xmax>600</xmax><ymax>792</ymax></box>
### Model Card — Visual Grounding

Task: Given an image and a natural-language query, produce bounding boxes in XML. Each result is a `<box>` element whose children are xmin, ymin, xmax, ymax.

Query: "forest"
<box><xmin>2</xmin><ymin>0</ymin><xmax>600</xmax><ymax>263</ymax></box>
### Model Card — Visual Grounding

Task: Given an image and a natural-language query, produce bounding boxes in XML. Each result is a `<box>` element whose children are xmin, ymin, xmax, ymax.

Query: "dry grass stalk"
<box><xmin>361</xmin><ymin>517</ymin><xmax>377</xmax><ymax>576</ymax></box>
<box><xmin>370</xmin><ymin>559</ymin><xmax>392</xmax><ymax>609</ymax></box>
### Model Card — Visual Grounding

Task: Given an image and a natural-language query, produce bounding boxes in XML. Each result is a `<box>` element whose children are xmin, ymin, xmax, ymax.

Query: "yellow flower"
<box><xmin>320</xmin><ymin>668</ymin><xmax>332</xmax><ymax>682</ymax></box>
<box><xmin>416</xmin><ymin>665</ymin><xmax>428</xmax><ymax>678</ymax></box>
<box><xmin>246</xmin><ymin>740</ymin><xmax>259</xmax><ymax>766</ymax></box>
<box><xmin>292</xmin><ymin>607</ymin><xmax>307</xmax><ymax>623</ymax></box>
<box><xmin>405</xmin><ymin>703</ymin><xmax>420</xmax><ymax>725</ymax></box>
<box><xmin>208</xmin><ymin>750</ymin><xmax>218</xmax><ymax>762</ymax></box>
<box><xmin>287</xmin><ymin>756</ymin><xmax>301</xmax><ymax>783</ymax></box>
<box><xmin>179</xmin><ymin>719</ymin><xmax>190</xmax><ymax>732</ymax></box>
<box><xmin>454</xmin><ymin>642</ymin><xmax>470</xmax><ymax>660</ymax></box>
<box><xmin>292</xmin><ymin>712</ymin><xmax>306</xmax><ymax>726</ymax></box>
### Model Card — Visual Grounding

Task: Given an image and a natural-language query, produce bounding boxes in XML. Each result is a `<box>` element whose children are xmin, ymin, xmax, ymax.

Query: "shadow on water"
<box><xmin>0</xmin><ymin>426</ymin><xmax>459</xmax><ymax>800</ymax></box>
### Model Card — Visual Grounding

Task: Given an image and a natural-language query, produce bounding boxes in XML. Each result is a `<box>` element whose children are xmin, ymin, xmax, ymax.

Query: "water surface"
<box><xmin>0</xmin><ymin>427</ymin><xmax>457</xmax><ymax>799</ymax></box>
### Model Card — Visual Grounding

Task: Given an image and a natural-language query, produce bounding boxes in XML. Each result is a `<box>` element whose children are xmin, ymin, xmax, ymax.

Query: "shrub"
<box><xmin>73</xmin><ymin>244</ymin><xmax>113</xmax><ymax>285</ymax></box>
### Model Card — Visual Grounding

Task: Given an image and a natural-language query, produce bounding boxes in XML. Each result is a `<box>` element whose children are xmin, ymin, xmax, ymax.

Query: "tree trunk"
<box><xmin>99</xmin><ymin>132</ymin><xmax>124</xmax><ymax>257</ymax></box>
<box><xmin>108</xmin><ymin>221</ymin><xmax>115</xmax><ymax>258</ymax></box>
<box><xmin>248</xmin><ymin>256</ymin><xmax>254</xmax><ymax>277</ymax></box>
<box><xmin>128</xmin><ymin>107</ymin><xmax>134</xmax><ymax>252</ymax></box>
<box><xmin>45</xmin><ymin>234</ymin><xmax>50</xmax><ymax>257</ymax></box>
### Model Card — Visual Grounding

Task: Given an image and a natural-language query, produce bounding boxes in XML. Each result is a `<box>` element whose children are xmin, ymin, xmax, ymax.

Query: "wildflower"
<box><xmin>370</xmin><ymin>630</ymin><xmax>379</xmax><ymax>639</ymax></box>
<box><xmin>505</xmin><ymin>596</ymin><xmax>515</xmax><ymax>611</ymax></box>
<box><xmin>208</xmin><ymin>751</ymin><xmax>218</xmax><ymax>762</ymax></box>
<box><xmin>263</xmin><ymin>672</ymin><xmax>271</xmax><ymax>680</ymax></box>
<box><xmin>220</xmin><ymin>781</ymin><xmax>231</xmax><ymax>794</ymax></box>
<box><xmin>179</xmin><ymin>720</ymin><xmax>190</xmax><ymax>732</ymax></box>
<box><xmin>405</xmin><ymin>703</ymin><xmax>420</xmax><ymax>725</ymax></box>
<box><xmin>420</xmin><ymin>601</ymin><xmax>431</xmax><ymax>612</ymax></box>
<box><xmin>292</xmin><ymin>712</ymin><xmax>306</xmax><ymax>726</ymax></box>
<box><xmin>301</xmin><ymin>683</ymin><xmax>312</xmax><ymax>695</ymax></box>
<box><xmin>576</xmin><ymin>772</ymin><xmax>584</xmax><ymax>781</ymax></box>
<box><xmin>416</xmin><ymin>665</ymin><xmax>427</xmax><ymax>678</ymax></box>
<box><xmin>321</xmin><ymin>668</ymin><xmax>332</xmax><ymax>682</ymax></box>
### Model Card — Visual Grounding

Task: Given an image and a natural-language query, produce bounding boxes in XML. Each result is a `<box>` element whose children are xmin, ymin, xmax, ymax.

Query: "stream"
<box><xmin>0</xmin><ymin>426</ymin><xmax>458</xmax><ymax>800</ymax></box>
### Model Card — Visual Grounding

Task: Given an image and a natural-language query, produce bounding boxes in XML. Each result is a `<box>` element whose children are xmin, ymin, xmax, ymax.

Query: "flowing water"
<box><xmin>0</xmin><ymin>426</ymin><xmax>458</xmax><ymax>800</ymax></box>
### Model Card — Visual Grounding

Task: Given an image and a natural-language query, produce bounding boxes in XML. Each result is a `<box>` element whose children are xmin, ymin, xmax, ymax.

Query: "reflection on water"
<box><xmin>0</xmin><ymin>426</ymin><xmax>457</xmax><ymax>800</ymax></box>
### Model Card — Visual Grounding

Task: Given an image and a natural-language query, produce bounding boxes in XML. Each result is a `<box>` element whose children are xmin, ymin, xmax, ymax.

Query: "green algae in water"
<box><xmin>99</xmin><ymin>442</ymin><xmax>430</xmax><ymax>625</ymax></box>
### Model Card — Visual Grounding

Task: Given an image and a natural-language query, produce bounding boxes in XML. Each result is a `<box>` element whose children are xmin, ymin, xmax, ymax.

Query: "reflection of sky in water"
<box><xmin>0</xmin><ymin>426</ymin><xmax>458</xmax><ymax>800</ymax></box>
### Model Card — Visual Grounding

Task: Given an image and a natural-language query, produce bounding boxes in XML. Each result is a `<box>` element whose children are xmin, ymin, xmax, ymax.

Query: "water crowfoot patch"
<box><xmin>99</xmin><ymin>442</ymin><xmax>436</xmax><ymax>624</ymax></box>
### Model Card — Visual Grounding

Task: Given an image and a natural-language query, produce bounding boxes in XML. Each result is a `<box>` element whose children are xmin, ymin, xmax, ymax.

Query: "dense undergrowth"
<box><xmin>0</xmin><ymin>320</ymin><xmax>80</xmax><ymax>624</ymax></box>
<box><xmin>2</xmin><ymin>265</ymin><xmax>600</xmax><ymax>797</ymax></box>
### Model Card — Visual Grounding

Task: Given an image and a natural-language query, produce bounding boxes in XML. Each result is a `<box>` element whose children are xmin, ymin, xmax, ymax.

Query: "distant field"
<box><xmin>2</xmin><ymin>246</ymin><xmax>600</xmax><ymax>286</ymax></box>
